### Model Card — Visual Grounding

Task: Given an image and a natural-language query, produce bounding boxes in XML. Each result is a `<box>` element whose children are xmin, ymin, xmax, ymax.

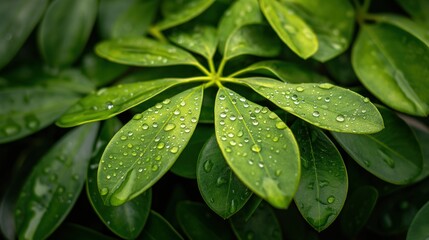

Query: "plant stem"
<box><xmin>354</xmin><ymin>0</ymin><xmax>372</xmax><ymax>25</ymax></box>
<box><xmin>194</xmin><ymin>62</ymin><xmax>211</xmax><ymax>76</ymax></box>
<box><xmin>217</xmin><ymin>57</ymin><xmax>228</xmax><ymax>77</ymax></box>
<box><xmin>208</xmin><ymin>57</ymin><xmax>216</xmax><ymax>75</ymax></box>
<box><xmin>149</xmin><ymin>27</ymin><xmax>167</xmax><ymax>43</ymax></box>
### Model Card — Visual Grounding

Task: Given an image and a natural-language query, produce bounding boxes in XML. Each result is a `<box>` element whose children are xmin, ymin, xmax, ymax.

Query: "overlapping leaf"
<box><xmin>140</xmin><ymin>211</ymin><xmax>184</xmax><ymax>240</ymax></box>
<box><xmin>215</xmin><ymin>87</ymin><xmax>300</xmax><ymax>209</ymax></box>
<box><xmin>395</xmin><ymin>0</ymin><xmax>429</xmax><ymax>26</ymax></box>
<box><xmin>98</xmin><ymin>86</ymin><xmax>204</xmax><ymax>206</ymax></box>
<box><xmin>234</xmin><ymin>77</ymin><xmax>383</xmax><ymax>133</ymax></box>
<box><xmin>407</xmin><ymin>201</ymin><xmax>429</xmax><ymax>240</ymax></box>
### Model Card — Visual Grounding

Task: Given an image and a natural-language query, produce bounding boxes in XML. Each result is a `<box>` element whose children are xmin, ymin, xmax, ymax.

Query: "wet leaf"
<box><xmin>0</xmin><ymin>86</ymin><xmax>80</xmax><ymax>143</ymax></box>
<box><xmin>98</xmin><ymin>86</ymin><xmax>204</xmax><ymax>206</ymax></box>
<box><xmin>57</xmin><ymin>78</ymin><xmax>200</xmax><ymax>127</ymax></box>
<box><xmin>169</xmin><ymin>24</ymin><xmax>218</xmax><ymax>59</ymax></box>
<box><xmin>38</xmin><ymin>0</ymin><xmax>98</xmax><ymax>67</ymax></box>
<box><xmin>332</xmin><ymin>107</ymin><xmax>423</xmax><ymax>184</ymax></box>
<box><xmin>260</xmin><ymin>0</ymin><xmax>318</xmax><ymax>59</ymax></box>
<box><xmin>0</xmin><ymin>0</ymin><xmax>47</xmax><ymax>70</ymax></box>
<box><xmin>235</xmin><ymin>77</ymin><xmax>383</xmax><ymax>133</ymax></box>
<box><xmin>215</xmin><ymin>87</ymin><xmax>300</xmax><ymax>209</ymax></box>
<box><xmin>395</xmin><ymin>0</ymin><xmax>429</xmax><ymax>27</ymax></box>
<box><xmin>224</xmin><ymin>24</ymin><xmax>281</xmax><ymax>61</ymax></box>
<box><xmin>96</xmin><ymin>38</ymin><xmax>200</xmax><ymax>67</ymax></box>
<box><xmin>156</xmin><ymin>0</ymin><xmax>215</xmax><ymax>31</ymax></box>
<box><xmin>196</xmin><ymin>135</ymin><xmax>252</xmax><ymax>219</ymax></box>
<box><xmin>407</xmin><ymin>201</ymin><xmax>429</xmax><ymax>240</ymax></box>
<box><xmin>87</xmin><ymin>118</ymin><xmax>151</xmax><ymax>239</ymax></box>
<box><xmin>15</xmin><ymin>123</ymin><xmax>99</xmax><ymax>240</ymax></box>
<box><xmin>352</xmin><ymin>23</ymin><xmax>429</xmax><ymax>116</ymax></box>
<box><xmin>139</xmin><ymin>211</ymin><xmax>184</xmax><ymax>240</ymax></box>
<box><xmin>292</xmin><ymin>120</ymin><xmax>348</xmax><ymax>232</ymax></box>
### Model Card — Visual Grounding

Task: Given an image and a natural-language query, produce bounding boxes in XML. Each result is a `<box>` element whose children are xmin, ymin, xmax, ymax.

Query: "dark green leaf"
<box><xmin>352</xmin><ymin>23</ymin><xmax>429</xmax><ymax>116</ymax></box>
<box><xmin>15</xmin><ymin>123</ymin><xmax>99</xmax><ymax>240</ymax></box>
<box><xmin>332</xmin><ymin>107</ymin><xmax>423</xmax><ymax>184</ymax></box>
<box><xmin>260</xmin><ymin>0</ymin><xmax>318</xmax><ymax>59</ymax></box>
<box><xmin>235</xmin><ymin>77</ymin><xmax>384</xmax><ymax>133</ymax></box>
<box><xmin>292</xmin><ymin>120</ymin><xmax>348</xmax><ymax>232</ymax></box>
<box><xmin>176</xmin><ymin>201</ymin><xmax>234</xmax><ymax>240</ymax></box>
<box><xmin>98</xmin><ymin>86</ymin><xmax>204</xmax><ymax>206</ymax></box>
<box><xmin>87</xmin><ymin>118</ymin><xmax>151</xmax><ymax>239</ymax></box>
<box><xmin>0</xmin><ymin>0</ymin><xmax>48</xmax><ymax>70</ymax></box>
<box><xmin>0</xmin><ymin>86</ymin><xmax>80</xmax><ymax>143</ymax></box>
<box><xmin>197</xmin><ymin>135</ymin><xmax>252</xmax><ymax>219</ymax></box>
<box><xmin>50</xmin><ymin>223</ymin><xmax>116</xmax><ymax>240</ymax></box>
<box><xmin>82</xmin><ymin>53</ymin><xmax>128</xmax><ymax>87</ymax></box>
<box><xmin>97</xmin><ymin>0</ymin><xmax>135</xmax><ymax>39</ymax></box>
<box><xmin>395</xmin><ymin>0</ymin><xmax>429</xmax><ymax>27</ymax></box>
<box><xmin>407</xmin><ymin>201</ymin><xmax>429</xmax><ymax>240</ymax></box>
<box><xmin>139</xmin><ymin>211</ymin><xmax>184</xmax><ymax>240</ymax></box>
<box><xmin>411</xmin><ymin>126</ymin><xmax>429</xmax><ymax>182</ymax></box>
<box><xmin>215</xmin><ymin>87</ymin><xmax>300</xmax><ymax>209</ymax></box>
<box><xmin>199</xmin><ymin>87</ymin><xmax>217</xmax><ymax>123</ymax></box>
<box><xmin>38</xmin><ymin>0</ymin><xmax>98</xmax><ymax>67</ymax></box>
<box><xmin>325</xmin><ymin>52</ymin><xmax>359</xmax><ymax>86</ymax></box>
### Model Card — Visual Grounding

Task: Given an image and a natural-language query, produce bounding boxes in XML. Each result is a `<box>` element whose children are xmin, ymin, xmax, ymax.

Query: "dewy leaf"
<box><xmin>223</xmin><ymin>24</ymin><xmax>281</xmax><ymax>60</ymax></box>
<box><xmin>215</xmin><ymin>87</ymin><xmax>300</xmax><ymax>209</ymax></box>
<box><xmin>98</xmin><ymin>86</ymin><xmax>204</xmax><ymax>206</ymax></box>
<box><xmin>96</xmin><ymin>38</ymin><xmax>200</xmax><ymax>67</ymax></box>
<box><xmin>291</xmin><ymin>120</ymin><xmax>348</xmax><ymax>232</ymax></box>
<box><xmin>406</xmin><ymin>201</ymin><xmax>429</xmax><ymax>240</ymax></box>
<box><xmin>57</xmin><ymin>78</ymin><xmax>199</xmax><ymax>127</ymax></box>
<box><xmin>352</xmin><ymin>23</ymin><xmax>429</xmax><ymax>116</ymax></box>
<box><xmin>15</xmin><ymin>123</ymin><xmax>99</xmax><ymax>240</ymax></box>
<box><xmin>280</xmin><ymin>0</ymin><xmax>355</xmax><ymax>61</ymax></box>
<box><xmin>0</xmin><ymin>0</ymin><xmax>47</xmax><ymax>70</ymax></box>
<box><xmin>140</xmin><ymin>211</ymin><xmax>184</xmax><ymax>240</ymax></box>
<box><xmin>38</xmin><ymin>0</ymin><xmax>98</xmax><ymax>67</ymax></box>
<box><xmin>259</xmin><ymin>0</ymin><xmax>318</xmax><ymax>59</ymax></box>
<box><xmin>395</xmin><ymin>0</ymin><xmax>429</xmax><ymax>27</ymax></box>
<box><xmin>86</xmin><ymin>118</ymin><xmax>151</xmax><ymax>239</ymax></box>
<box><xmin>230</xmin><ymin>60</ymin><xmax>330</xmax><ymax>83</ymax></box>
<box><xmin>196</xmin><ymin>135</ymin><xmax>252</xmax><ymax>219</ymax></box>
<box><xmin>156</xmin><ymin>0</ymin><xmax>215</xmax><ymax>31</ymax></box>
<box><xmin>169</xmin><ymin>24</ymin><xmax>218</xmax><ymax>59</ymax></box>
<box><xmin>331</xmin><ymin>107</ymin><xmax>423</xmax><ymax>185</ymax></box>
<box><xmin>217</xmin><ymin>0</ymin><xmax>263</xmax><ymax>53</ymax></box>
<box><xmin>235</xmin><ymin>77</ymin><xmax>383</xmax><ymax>134</ymax></box>
<box><xmin>0</xmin><ymin>86</ymin><xmax>80</xmax><ymax>143</ymax></box>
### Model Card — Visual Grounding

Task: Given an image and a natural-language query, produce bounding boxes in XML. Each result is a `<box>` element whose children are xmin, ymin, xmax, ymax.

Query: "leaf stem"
<box><xmin>217</xmin><ymin>57</ymin><xmax>228</xmax><ymax>77</ymax></box>
<box><xmin>193</xmin><ymin>62</ymin><xmax>211</xmax><ymax>76</ymax></box>
<box><xmin>354</xmin><ymin>0</ymin><xmax>372</xmax><ymax>25</ymax></box>
<box><xmin>149</xmin><ymin>27</ymin><xmax>168</xmax><ymax>43</ymax></box>
<box><xmin>208</xmin><ymin>57</ymin><xmax>216</xmax><ymax>75</ymax></box>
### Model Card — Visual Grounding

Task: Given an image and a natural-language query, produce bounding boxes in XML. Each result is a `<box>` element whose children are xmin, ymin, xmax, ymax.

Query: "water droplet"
<box><xmin>275</xmin><ymin>121</ymin><xmax>287</xmax><ymax>129</ymax></box>
<box><xmin>363</xmin><ymin>160</ymin><xmax>371</xmax><ymax>167</ymax></box>
<box><xmin>275</xmin><ymin>170</ymin><xmax>282</xmax><ymax>176</ymax></box>
<box><xmin>248</xmin><ymin>159</ymin><xmax>254</xmax><ymax>165</ymax></box>
<box><xmin>251</xmin><ymin>144</ymin><xmax>261</xmax><ymax>153</ymax></box>
<box><xmin>3</xmin><ymin>124</ymin><xmax>20</xmax><ymax>136</ymax></box>
<box><xmin>127</xmin><ymin>143</ymin><xmax>133</xmax><ymax>148</ymax></box>
<box><xmin>296</xmin><ymin>86</ymin><xmax>304</xmax><ymax>92</ymax></box>
<box><xmin>106</xmin><ymin>175</ymin><xmax>111</xmax><ymax>180</ymax></box>
<box><xmin>142</xmin><ymin>123</ymin><xmax>149</xmax><ymax>130</ymax></box>
<box><xmin>324</xmin><ymin>97</ymin><xmax>331</xmax><ymax>103</ymax></box>
<box><xmin>229</xmin><ymin>115</ymin><xmax>237</xmax><ymax>121</ymax></box>
<box><xmin>164</xmin><ymin>123</ymin><xmax>176</xmax><ymax>131</ymax></box>
<box><xmin>100</xmin><ymin>188</ymin><xmax>109</xmax><ymax>195</ymax></box>
<box><xmin>220</xmin><ymin>112</ymin><xmax>227</xmax><ymax>118</ymax></box>
<box><xmin>106</xmin><ymin>101</ymin><xmax>114</xmax><ymax>110</ymax></box>
<box><xmin>252</xmin><ymin>120</ymin><xmax>259</xmax><ymax>126</ymax></box>
<box><xmin>24</xmin><ymin>115</ymin><xmax>40</xmax><ymax>130</ymax></box>
<box><xmin>216</xmin><ymin>177</ymin><xmax>227</xmax><ymax>186</ymax></box>
<box><xmin>335</xmin><ymin>115</ymin><xmax>345</xmax><ymax>122</ymax></box>
<box><xmin>379</xmin><ymin>149</ymin><xmax>395</xmax><ymax>168</ymax></box>
<box><xmin>155</xmin><ymin>103</ymin><xmax>163</xmax><ymax>109</ymax></box>
<box><xmin>312</xmin><ymin>111</ymin><xmax>320</xmax><ymax>117</ymax></box>
<box><xmin>163</xmin><ymin>99</ymin><xmax>171</xmax><ymax>104</ymax></box>
<box><xmin>157</xmin><ymin>142</ymin><xmax>165</xmax><ymax>149</ymax></box>
<box><xmin>203</xmin><ymin>160</ymin><xmax>213</xmax><ymax>172</ymax></box>
<box><xmin>327</xmin><ymin>196</ymin><xmax>335</xmax><ymax>204</ymax></box>
<box><xmin>180</xmin><ymin>101</ymin><xmax>186</xmax><ymax>106</ymax></box>
<box><xmin>219</xmin><ymin>94</ymin><xmax>226</xmax><ymax>100</ymax></box>
<box><xmin>152</xmin><ymin>122</ymin><xmax>158</xmax><ymax>128</ymax></box>
<box><xmin>318</xmin><ymin>83</ymin><xmax>334</xmax><ymax>90</ymax></box>
<box><xmin>152</xmin><ymin>165</ymin><xmax>159</xmax><ymax>171</ymax></box>
<box><xmin>363</xmin><ymin>97</ymin><xmax>370</xmax><ymax>103</ymax></box>
<box><xmin>230</xmin><ymin>199</ymin><xmax>237</xmax><ymax>213</ymax></box>
<box><xmin>174</xmin><ymin>109</ymin><xmax>180</xmax><ymax>115</ymax></box>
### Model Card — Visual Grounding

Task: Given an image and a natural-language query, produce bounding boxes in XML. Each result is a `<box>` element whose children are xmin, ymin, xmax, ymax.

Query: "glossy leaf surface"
<box><xmin>38</xmin><ymin>0</ymin><xmax>98</xmax><ymax>67</ymax></box>
<box><xmin>412</xmin><ymin>126</ymin><xmax>429</xmax><ymax>182</ymax></box>
<box><xmin>215</xmin><ymin>87</ymin><xmax>300</xmax><ymax>209</ymax></box>
<box><xmin>139</xmin><ymin>211</ymin><xmax>183</xmax><ymax>240</ymax></box>
<box><xmin>395</xmin><ymin>0</ymin><xmax>429</xmax><ymax>26</ymax></box>
<box><xmin>96</xmin><ymin>38</ymin><xmax>200</xmax><ymax>67</ymax></box>
<box><xmin>0</xmin><ymin>86</ymin><xmax>80</xmax><ymax>143</ymax></box>
<box><xmin>15</xmin><ymin>123</ymin><xmax>99</xmax><ymax>240</ymax></box>
<box><xmin>332</xmin><ymin>107</ymin><xmax>423</xmax><ymax>184</ymax></box>
<box><xmin>292</xmin><ymin>120</ymin><xmax>347</xmax><ymax>232</ymax></box>
<box><xmin>260</xmin><ymin>0</ymin><xmax>318</xmax><ymax>59</ymax></box>
<box><xmin>98</xmin><ymin>86</ymin><xmax>204</xmax><ymax>206</ymax></box>
<box><xmin>87</xmin><ymin>118</ymin><xmax>151</xmax><ymax>239</ymax></box>
<box><xmin>57</xmin><ymin>78</ymin><xmax>199</xmax><ymax>127</ymax></box>
<box><xmin>224</xmin><ymin>24</ymin><xmax>281</xmax><ymax>60</ymax></box>
<box><xmin>0</xmin><ymin>0</ymin><xmax>47</xmax><ymax>70</ymax></box>
<box><xmin>407</xmin><ymin>201</ymin><xmax>429</xmax><ymax>240</ymax></box>
<box><xmin>197</xmin><ymin>135</ymin><xmax>252</xmax><ymax>219</ymax></box>
<box><xmin>236</xmin><ymin>77</ymin><xmax>384</xmax><ymax>133</ymax></box>
<box><xmin>352</xmin><ymin>23</ymin><xmax>429</xmax><ymax>116</ymax></box>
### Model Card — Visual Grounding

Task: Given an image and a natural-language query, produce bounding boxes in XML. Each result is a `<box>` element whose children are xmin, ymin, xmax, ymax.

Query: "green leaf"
<box><xmin>340</xmin><ymin>186</ymin><xmax>378</xmax><ymax>238</ymax></box>
<box><xmin>411</xmin><ymin>126</ymin><xmax>429</xmax><ymax>182</ymax></box>
<box><xmin>259</xmin><ymin>0</ymin><xmax>318</xmax><ymax>59</ymax></box>
<box><xmin>57</xmin><ymin>78</ymin><xmax>199</xmax><ymax>127</ymax></box>
<box><xmin>223</xmin><ymin>24</ymin><xmax>282</xmax><ymax>60</ymax></box>
<box><xmin>82</xmin><ymin>53</ymin><xmax>128</xmax><ymax>87</ymax></box>
<box><xmin>87</xmin><ymin>118</ymin><xmax>151</xmax><ymax>239</ymax></box>
<box><xmin>352</xmin><ymin>23</ymin><xmax>429</xmax><ymax>116</ymax></box>
<box><xmin>15</xmin><ymin>123</ymin><xmax>99</xmax><ymax>240</ymax></box>
<box><xmin>217</xmin><ymin>0</ymin><xmax>263</xmax><ymax>53</ymax></box>
<box><xmin>96</xmin><ymin>37</ymin><xmax>201</xmax><ymax>68</ymax></box>
<box><xmin>171</xmin><ymin>124</ymin><xmax>214</xmax><ymax>179</ymax></box>
<box><xmin>38</xmin><ymin>0</ymin><xmax>98</xmax><ymax>67</ymax></box>
<box><xmin>97</xmin><ymin>0</ymin><xmax>135</xmax><ymax>39</ymax></box>
<box><xmin>215</xmin><ymin>87</ymin><xmax>300</xmax><ymax>209</ymax></box>
<box><xmin>169</xmin><ymin>24</ymin><xmax>218</xmax><ymax>59</ymax></box>
<box><xmin>0</xmin><ymin>86</ymin><xmax>80</xmax><ymax>143</ymax></box>
<box><xmin>407</xmin><ymin>201</ymin><xmax>429</xmax><ymax>240</ymax></box>
<box><xmin>196</xmin><ymin>135</ymin><xmax>252</xmax><ymax>219</ymax></box>
<box><xmin>230</xmin><ymin>60</ymin><xmax>330</xmax><ymax>83</ymax></box>
<box><xmin>231</xmin><ymin>202</ymin><xmax>282</xmax><ymax>240</ymax></box>
<box><xmin>50</xmin><ymin>223</ymin><xmax>116</xmax><ymax>240</ymax></box>
<box><xmin>395</xmin><ymin>0</ymin><xmax>429</xmax><ymax>27</ymax></box>
<box><xmin>331</xmin><ymin>107</ymin><xmax>423</xmax><ymax>185</ymax></box>
<box><xmin>176</xmin><ymin>201</ymin><xmax>234</xmax><ymax>240</ymax></box>
<box><xmin>0</xmin><ymin>0</ymin><xmax>48</xmax><ymax>70</ymax></box>
<box><xmin>235</xmin><ymin>77</ymin><xmax>384</xmax><ymax>133</ymax></box>
<box><xmin>98</xmin><ymin>86</ymin><xmax>204</xmax><ymax>206</ymax></box>
<box><xmin>291</xmin><ymin>120</ymin><xmax>348</xmax><ymax>232</ymax></box>
<box><xmin>156</xmin><ymin>0</ymin><xmax>215</xmax><ymax>31</ymax></box>
<box><xmin>280</xmin><ymin>0</ymin><xmax>355</xmax><ymax>61</ymax></box>
<box><xmin>139</xmin><ymin>211</ymin><xmax>184</xmax><ymax>240</ymax></box>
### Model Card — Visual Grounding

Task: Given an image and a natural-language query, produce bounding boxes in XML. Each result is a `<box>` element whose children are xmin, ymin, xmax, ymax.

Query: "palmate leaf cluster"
<box><xmin>0</xmin><ymin>0</ymin><xmax>428</xmax><ymax>239</ymax></box>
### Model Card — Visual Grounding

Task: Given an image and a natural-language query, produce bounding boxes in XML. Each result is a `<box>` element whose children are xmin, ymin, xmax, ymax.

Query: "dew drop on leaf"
<box><xmin>151</xmin><ymin>165</ymin><xmax>159</xmax><ymax>171</ymax></box>
<box><xmin>312</xmin><ymin>111</ymin><xmax>320</xmax><ymax>117</ymax></box>
<box><xmin>296</xmin><ymin>86</ymin><xmax>304</xmax><ymax>92</ymax></box>
<box><xmin>335</xmin><ymin>115</ymin><xmax>345</xmax><ymax>122</ymax></box>
<box><xmin>100</xmin><ymin>188</ymin><xmax>109</xmax><ymax>195</ymax></box>
<box><xmin>216</xmin><ymin>176</ymin><xmax>227</xmax><ymax>186</ymax></box>
<box><xmin>327</xmin><ymin>196</ymin><xmax>335</xmax><ymax>204</ymax></box>
<box><xmin>251</xmin><ymin>144</ymin><xmax>261</xmax><ymax>153</ymax></box>
<box><xmin>164</xmin><ymin>123</ymin><xmax>176</xmax><ymax>131</ymax></box>
<box><xmin>106</xmin><ymin>101</ymin><xmax>114</xmax><ymax>110</ymax></box>
<box><xmin>318</xmin><ymin>83</ymin><xmax>334</xmax><ymax>89</ymax></box>
<box><xmin>203</xmin><ymin>160</ymin><xmax>213</xmax><ymax>173</ymax></box>
<box><xmin>275</xmin><ymin>121</ymin><xmax>287</xmax><ymax>130</ymax></box>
